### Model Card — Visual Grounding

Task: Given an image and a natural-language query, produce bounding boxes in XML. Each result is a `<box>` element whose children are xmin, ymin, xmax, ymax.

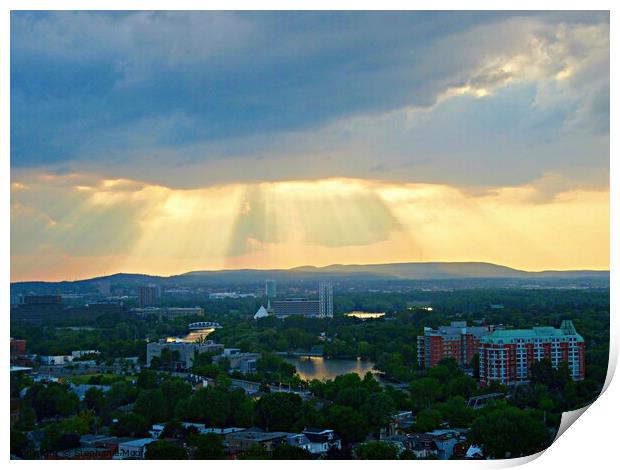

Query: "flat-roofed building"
<box><xmin>479</xmin><ymin>320</ymin><xmax>585</xmax><ymax>386</ymax></box>
<box><xmin>146</xmin><ymin>338</ymin><xmax>224</xmax><ymax>370</ymax></box>
<box><xmin>417</xmin><ymin>321</ymin><xmax>495</xmax><ymax>368</ymax></box>
<box><xmin>132</xmin><ymin>306</ymin><xmax>204</xmax><ymax>320</ymax></box>
<box><xmin>138</xmin><ymin>285</ymin><xmax>160</xmax><ymax>307</ymax></box>
<box><xmin>11</xmin><ymin>295</ymin><xmax>65</xmax><ymax>324</ymax></box>
<box><xmin>224</xmin><ymin>430</ymin><xmax>291</xmax><ymax>453</ymax></box>
<box><xmin>272</xmin><ymin>298</ymin><xmax>320</xmax><ymax>318</ymax></box>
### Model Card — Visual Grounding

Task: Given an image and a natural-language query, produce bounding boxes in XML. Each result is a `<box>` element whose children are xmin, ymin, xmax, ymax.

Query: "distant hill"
<box><xmin>11</xmin><ymin>262</ymin><xmax>609</xmax><ymax>289</ymax></box>
<box><xmin>180</xmin><ymin>262</ymin><xmax>608</xmax><ymax>280</ymax></box>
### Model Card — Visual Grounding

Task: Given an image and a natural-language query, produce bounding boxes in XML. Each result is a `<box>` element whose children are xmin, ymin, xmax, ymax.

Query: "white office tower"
<box><xmin>318</xmin><ymin>281</ymin><xmax>334</xmax><ymax>318</ymax></box>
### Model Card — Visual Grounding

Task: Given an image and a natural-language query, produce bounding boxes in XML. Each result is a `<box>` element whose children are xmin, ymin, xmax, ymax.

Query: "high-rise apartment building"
<box><xmin>478</xmin><ymin>320</ymin><xmax>585</xmax><ymax>386</ymax></box>
<box><xmin>318</xmin><ymin>281</ymin><xmax>333</xmax><ymax>318</ymax></box>
<box><xmin>417</xmin><ymin>321</ymin><xmax>494</xmax><ymax>368</ymax></box>
<box><xmin>265</xmin><ymin>279</ymin><xmax>277</xmax><ymax>299</ymax></box>
<box><xmin>138</xmin><ymin>285</ymin><xmax>160</xmax><ymax>307</ymax></box>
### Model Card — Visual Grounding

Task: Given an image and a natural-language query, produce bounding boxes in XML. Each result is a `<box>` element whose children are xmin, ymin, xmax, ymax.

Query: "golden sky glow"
<box><xmin>10</xmin><ymin>172</ymin><xmax>609</xmax><ymax>281</ymax></box>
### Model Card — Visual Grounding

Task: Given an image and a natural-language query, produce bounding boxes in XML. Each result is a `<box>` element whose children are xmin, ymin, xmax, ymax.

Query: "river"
<box><xmin>283</xmin><ymin>356</ymin><xmax>377</xmax><ymax>381</ymax></box>
<box><xmin>176</xmin><ymin>328</ymin><xmax>377</xmax><ymax>381</ymax></box>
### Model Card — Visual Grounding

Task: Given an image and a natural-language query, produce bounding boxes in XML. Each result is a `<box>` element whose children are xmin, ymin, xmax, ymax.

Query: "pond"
<box><xmin>282</xmin><ymin>356</ymin><xmax>377</xmax><ymax>381</ymax></box>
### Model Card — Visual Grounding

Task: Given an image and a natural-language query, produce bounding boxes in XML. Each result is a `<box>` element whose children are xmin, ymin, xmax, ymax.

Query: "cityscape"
<box><xmin>10</xmin><ymin>270</ymin><xmax>609</xmax><ymax>460</ymax></box>
<box><xmin>9</xmin><ymin>9</ymin><xmax>610</xmax><ymax>462</ymax></box>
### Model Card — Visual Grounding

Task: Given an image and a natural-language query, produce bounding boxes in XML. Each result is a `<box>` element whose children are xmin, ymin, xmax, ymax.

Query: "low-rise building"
<box><xmin>420</xmin><ymin>430</ymin><xmax>462</xmax><ymax>460</ymax></box>
<box><xmin>224</xmin><ymin>430</ymin><xmax>291</xmax><ymax>453</ymax></box>
<box><xmin>301</xmin><ymin>428</ymin><xmax>341</xmax><ymax>455</ymax></box>
<box><xmin>146</xmin><ymin>339</ymin><xmax>224</xmax><ymax>370</ymax></box>
<box><xmin>40</xmin><ymin>355</ymin><xmax>74</xmax><ymax>365</ymax></box>
<box><xmin>201</xmin><ymin>427</ymin><xmax>246</xmax><ymax>435</ymax></box>
<box><xmin>381</xmin><ymin>411</ymin><xmax>414</xmax><ymax>437</ymax></box>
<box><xmin>72</xmin><ymin>350</ymin><xmax>100</xmax><ymax>358</ymax></box>
<box><xmin>149</xmin><ymin>424</ymin><xmax>166</xmax><ymax>439</ymax></box>
<box><xmin>132</xmin><ymin>306</ymin><xmax>204</xmax><ymax>320</ymax></box>
<box><xmin>116</xmin><ymin>438</ymin><xmax>155</xmax><ymax>459</ymax></box>
<box><xmin>214</xmin><ymin>349</ymin><xmax>260</xmax><ymax>374</ymax></box>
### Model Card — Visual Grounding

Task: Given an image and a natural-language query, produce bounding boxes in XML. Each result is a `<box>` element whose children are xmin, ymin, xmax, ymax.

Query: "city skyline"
<box><xmin>11</xmin><ymin>11</ymin><xmax>610</xmax><ymax>281</ymax></box>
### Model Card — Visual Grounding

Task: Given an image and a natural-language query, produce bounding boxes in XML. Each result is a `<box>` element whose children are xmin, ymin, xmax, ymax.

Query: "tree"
<box><xmin>27</xmin><ymin>383</ymin><xmax>80</xmax><ymax>420</ymax></box>
<box><xmin>238</xmin><ymin>443</ymin><xmax>270</xmax><ymax>460</ymax></box>
<box><xmin>190</xmin><ymin>433</ymin><xmax>226</xmax><ymax>459</ymax></box>
<box><xmin>360</xmin><ymin>392</ymin><xmax>396</xmax><ymax>429</ymax></box>
<box><xmin>254</xmin><ymin>392</ymin><xmax>303</xmax><ymax>431</ymax></box>
<box><xmin>10</xmin><ymin>428</ymin><xmax>30</xmax><ymax>458</ymax></box>
<box><xmin>137</xmin><ymin>369</ymin><xmax>158</xmax><ymax>389</ymax></box>
<box><xmin>324</xmin><ymin>405</ymin><xmax>368</xmax><ymax>444</ymax></box>
<box><xmin>400</xmin><ymin>449</ymin><xmax>417</xmax><ymax>460</ymax></box>
<box><xmin>530</xmin><ymin>359</ymin><xmax>571</xmax><ymax>392</ymax></box>
<box><xmin>145</xmin><ymin>440</ymin><xmax>188</xmax><ymax>460</ymax></box>
<box><xmin>409</xmin><ymin>377</ymin><xmax>441</xmax><ymax>409</ymax></box>
<box><xmin>444</xmin><ymin>375</ymin><xmax>477</xmax><ymax>399</ymax></box>
<box><xmin>110</xmin><ymin>413</ymin><xmax>149</xmax><ymax>437</ymax></box>
<box><xmin>413</xmin><ymin>408</ymin><xmax>442</xmax><ymax>432</ymax></box>
<box><xmin>41</xmin><ymin>424</ymin><xmax>80</xmax><ymax>453</ymax></box>
<box><xmin>85</xmin><ymin>387</ymin><xmax>106</xmax><ymax>413</ymax></box>
<box><xmin>135</xmin><ymin>388</ymin><xmax>168</xmax><ymax>423</ymax></box>
<box><xmin>272</xmin><ymin>443</ymin><xmax>313</xmax><ymax>459</ymax></box>
<box><xmin>468</xmin><ymin>405</ymin><xmax>551</xmax><ymax>458</ymax></box>
<box><xmin>106</xmin><ymin>380</ymin><xmax>137</xmax><ymax>408</ymax></box>
<box><xmin>60</xmin><ymin>411</ymin><xmax>93</xmax><ymax>435</ymax></box>
<box><xmin>438</xmin><ymin>396</ymin><xmax>475</xmax><ymax>428</ymax></box>
<box><xmin>355</xmin><ymin>441</ymin><xmax>399</xmax><ymax>459</ymax></box>
<box><xmin>161</xmin><ymin>378</ymin><xmax>192</xmax><ymax>414</ymax></box>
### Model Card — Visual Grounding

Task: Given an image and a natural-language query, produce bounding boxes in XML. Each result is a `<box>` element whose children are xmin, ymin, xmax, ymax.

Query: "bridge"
<box><xmin>183</xmin><ymin>373</ymin><xmax>311</xmax><ymax>397</ymax></box>
<box><xmin>276</xmin><ymin>351</ymin><xmax>323</xmax><ymax>358</ymax></box>
<box><xmin>467</xmin><ymin>392</ymin><xmax>507</xmax><ymax>409</ymax></box>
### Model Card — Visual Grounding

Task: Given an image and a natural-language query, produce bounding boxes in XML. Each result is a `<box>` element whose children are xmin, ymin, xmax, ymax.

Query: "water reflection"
<box><xmin>283</xmin><ymin>356</ymin><xmax>376</xmax><ymax>380</ymax></box>
<box><xmin>345</xmin><ymin>311</ymin><xmax>385</xmax><ymax>319</ymax></box>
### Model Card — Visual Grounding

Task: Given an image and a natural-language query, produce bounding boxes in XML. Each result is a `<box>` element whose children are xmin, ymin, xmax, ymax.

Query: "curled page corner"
<box><xmin>554</xmin><ymin>404</ymin><xmax>591</xmax><ymax>442</ymax></box>
<box><xmin>551</xmin><ymin>331</ymin><xmax>619</xmax><ymax>443</ymax></box>
<box><xmin>490</xmin><ymin>450</ymin><xmax>545</xmax><ymax>468</ymax></box>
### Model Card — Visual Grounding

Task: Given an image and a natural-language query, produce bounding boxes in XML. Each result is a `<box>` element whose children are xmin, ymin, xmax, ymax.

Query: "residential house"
<box><xmin>381</xmin><ymin>411</ymin><xmax>414</xmax><ymax>437</ymax></box>
<box><xmin>224</xmin><ymin>430</ymin><xmax>291</xmax><ymax>453</ymax></box>
<box><xmin>420</xmin><ymin>430</ymin><xmax>463</xmax><ymax>460</ymax></box>
<box><xmin>301</xmin><ymin>428</ymin><xmax>341</xmax><ymax>455</ymax></box>
<box><xmin>115</xmin><ymin>438</ymin><xmax>155</xmax><ymax>459</ymax></box>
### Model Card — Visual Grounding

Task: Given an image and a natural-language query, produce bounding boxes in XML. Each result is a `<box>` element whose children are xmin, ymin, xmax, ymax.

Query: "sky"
<box><xmin>10</xmin><ymin>11</ymin><xmax>610</xmax><ymax>281</ymax></box>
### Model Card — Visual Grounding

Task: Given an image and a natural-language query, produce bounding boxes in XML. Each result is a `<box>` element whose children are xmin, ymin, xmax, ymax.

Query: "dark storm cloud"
<box><xmin>10</xmin><ymin>11</ymin><xmax>609</xmax><ymax>189</ymax></box>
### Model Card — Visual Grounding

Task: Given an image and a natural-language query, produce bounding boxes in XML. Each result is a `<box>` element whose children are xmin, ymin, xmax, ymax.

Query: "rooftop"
<box><xmin>226</xmin><ymin>431</ymin><xmax>290</xmax><ymax>442</ymax></box>
<box><xmin>484</xmin><ymin>321</ymin><xmax>583</xmax><ymax>342</ymax></box>
<box><xmin>121</xmin><ymin>438</ymin><xmax>155</xmax><ymax>447</ymax></box>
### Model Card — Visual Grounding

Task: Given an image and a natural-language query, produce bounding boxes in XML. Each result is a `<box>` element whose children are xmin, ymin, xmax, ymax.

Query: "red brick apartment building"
<box><xmin>417</xmin><ymin>321</ymin><xmax>495</xmax><ymax>368</ymax></box>
<box><xmin>479</xmin><ymin>320</ymin><xmax>585</xmax><ymax>386</ymax></box>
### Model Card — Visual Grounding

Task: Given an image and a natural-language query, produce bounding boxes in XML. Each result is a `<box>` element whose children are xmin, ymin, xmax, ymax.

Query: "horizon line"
<box><xmin>10</xmin><ymin>260</ymin><xmax>611</xmax><ymax>284</ymax></box>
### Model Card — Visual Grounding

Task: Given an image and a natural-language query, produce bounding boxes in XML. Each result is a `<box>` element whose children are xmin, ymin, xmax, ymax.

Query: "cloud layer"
<box><xmin>10</xmin><ymin>12</ymin><xmax>610</xmax><ymax>280</ymax></box>
<box><xmin>11</xmin><ymin>11</ymin><xmax>609</xmax><ymax>189</ymax></box>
